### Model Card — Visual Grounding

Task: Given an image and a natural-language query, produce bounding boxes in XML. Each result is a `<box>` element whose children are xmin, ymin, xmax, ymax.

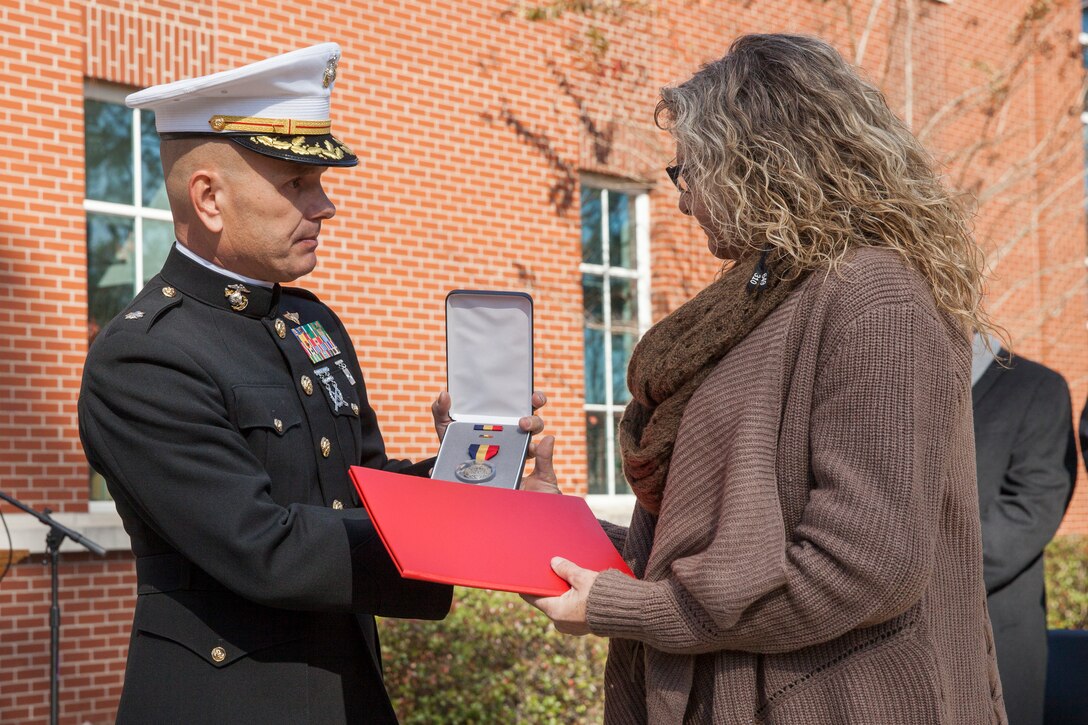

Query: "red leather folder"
<box><xmin>349</xmin><ymin>466</ymin><xmax>633</xmax><ymax>597</ymax></box>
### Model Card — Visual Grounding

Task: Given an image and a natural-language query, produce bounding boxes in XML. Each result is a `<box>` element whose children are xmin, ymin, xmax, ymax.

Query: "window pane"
<box><xmin>141</xmin><ymin>109</ymin><xmax>169</xmax><ymax>210</ymax></box>
<box><xmin>582</xmin><ymin>272</ymin><xmax>603</xmax><ymax>325</ymax></box>
<box><xmin>586</xmin><ymin>411</ymin><xmax>608</xmax><ymax>494</ymax></box>
<box><xmin>87</xmin><ymin>213</ymin><xmax>136</xmax><ymax>342</ymax></box>
<box><xmin>583</xmin><ymin>272</ymin><xmax>607</xmax><ymax>404</ymax></box>
<box><xmin>580</xmin><ymin>186</ymin><xmax>603</xmax><ymax>265</ymax></box>
<box><xmin>85</xmin><ymin>99</ymin><xmax>134</xmax><ymax>204</ymax></box>
<box><xmin>613</xmin><ymin>411</ymin><xmax>631</xmax><ymax>495</ymax></box>
<box><xmin>583</xmin><ymin>327</ymin><xmax>606</xmax><ymax>405</ymax></box>
<box><xmin>611</xmin><ymin>332</ymin><xmax>635</xmax><ymax>404</ymax></box>
<box><xmin>143</xmin><ymin>219</ymin><xmax>175</xmax><ymax>282</ymax></box>
<box><xmin>608</xmin><ymin>191</ymin><xmax>635</xmax><ymax>268</ymax></box>
<box><xmin>610</xmin><ymin>276</ymin><xmax>638</xmax><ymax>332</ymax></box>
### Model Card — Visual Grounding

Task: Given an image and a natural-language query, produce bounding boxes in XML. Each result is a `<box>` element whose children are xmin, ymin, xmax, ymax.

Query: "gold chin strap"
<box><xmin>208</xmin><ymin>115</ymin><xmax>331</xmax><ymax>135</ymax></box>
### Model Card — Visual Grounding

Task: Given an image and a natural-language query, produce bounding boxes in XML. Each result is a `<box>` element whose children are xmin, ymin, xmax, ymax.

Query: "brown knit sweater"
<box><xmin>588</xmin><ymin>248</ymin><xmax>1006</xmax><ymax>724</ymax></box>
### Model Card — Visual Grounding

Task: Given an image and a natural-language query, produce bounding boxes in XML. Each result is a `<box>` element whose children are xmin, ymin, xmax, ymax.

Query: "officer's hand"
<box><xmin>520</xmin><ymin>435</ymin><xmax>559</xmax><ymax>494</ymax></box>
<box><xmin>520</xmin><ymin>391</ymin><xmax>547</xmax><ymax>458</ymax></box>
<box><xmin>434</xmin><ymin>390</ymin><xmax>549</xmax><ymax>449</ymax></box>
<box><xmin>431</xmin><ymin>391</ymin><xmax>454</xmax><ymax>442</ymax></box>
<box><xmin>434</xmin><ymin>391</ymin><xmax>557</xmax><ymax>490</ymax></box>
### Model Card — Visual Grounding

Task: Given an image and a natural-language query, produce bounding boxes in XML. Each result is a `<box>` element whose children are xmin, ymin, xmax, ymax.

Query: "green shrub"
<box><xmin>1046</xmin><ymin>534</ymin><xmax>1088</xmax><ymax>630</ymax></box>
<box><xmin>379</xmin><ymin>588</ymin><xmax>608</xmax><ymax>723</ymax></box>
<box><xmin>379</xmin><ymin>537</ymin><xmax>1087</xmax><ymax>721</ymax></box>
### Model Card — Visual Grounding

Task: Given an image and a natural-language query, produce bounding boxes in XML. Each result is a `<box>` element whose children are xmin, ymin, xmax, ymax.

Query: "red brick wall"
<box><xmin>0</xmin><ymin>553</ymin><xmax>134</xmax><ymax>725</ymax></box>
<box><xmin>0</xmin><ymin>0</ymin><xmax>86</xmax><ymax>516</ymax></box>
<box><xmin>1</xmin><ymin>1</ymin><xmax>1085</xmax><ymax>722</ymax></box>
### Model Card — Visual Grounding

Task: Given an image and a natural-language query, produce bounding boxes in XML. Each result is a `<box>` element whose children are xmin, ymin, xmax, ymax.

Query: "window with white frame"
<box><xmin>84</xmin><ymin>82</ymin><xmax>172</xmax><ymax>501</ymax></box>
<box><xmin>84</xmin><ymin>82</ymin><xmax>173</xmax><ymax>346</ymax></box>
<box><xmin>580</xmin><ymin>182</ymin><xmax>650</xmax><ymax>496</ymax></box>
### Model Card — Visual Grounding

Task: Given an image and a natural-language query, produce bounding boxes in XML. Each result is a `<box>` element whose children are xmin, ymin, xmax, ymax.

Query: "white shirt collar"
<box><xmin>174</xmin><ymin>241</ymin><xmax>274</xmax><ymax>289</ymax></box>
<box><xmin>971</xmin><ymin>332</ymin><xmax>1001</xmax><ymax>387</ymax></box>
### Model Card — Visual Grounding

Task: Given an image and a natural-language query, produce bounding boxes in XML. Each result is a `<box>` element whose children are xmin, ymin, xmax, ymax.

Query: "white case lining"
<box><xmin>445</xmin><ymin>291</ymin><xmax>532</xmax><ymax>420</ymax></box>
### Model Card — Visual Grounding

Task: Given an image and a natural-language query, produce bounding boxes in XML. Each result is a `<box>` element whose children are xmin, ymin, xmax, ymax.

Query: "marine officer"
<box><xmin>78</xmin><ymin>43</ymin><xmax>553</xmax><ymax>723</ymax></box>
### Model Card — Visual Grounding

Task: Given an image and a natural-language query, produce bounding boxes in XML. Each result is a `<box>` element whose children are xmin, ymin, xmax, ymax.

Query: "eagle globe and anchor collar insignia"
<box><xmin>225</xmin><ymin>283</ymin><xmax>251</xmax><ymax>312</ymax></box>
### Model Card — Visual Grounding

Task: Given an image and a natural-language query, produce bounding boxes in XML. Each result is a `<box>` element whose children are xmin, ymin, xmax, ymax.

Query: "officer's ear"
<box><xmin>189</xmin><ymin>168</ymin><xmax>225</xmax><ymax>234</ymax></box>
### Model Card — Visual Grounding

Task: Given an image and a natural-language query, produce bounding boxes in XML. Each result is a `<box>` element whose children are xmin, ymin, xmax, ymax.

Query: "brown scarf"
<box><xmin>619</xmin><ymin>256</ymin><xmax>806</xmax><ymax>515</ymax></box>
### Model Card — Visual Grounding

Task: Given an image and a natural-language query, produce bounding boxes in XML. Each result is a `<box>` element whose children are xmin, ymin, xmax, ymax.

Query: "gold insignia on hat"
<box><xmin>283</xmin><ymin>311</ymin><xmax>300</xmax><ymax>325</ymax></box>
<box><xmin>224</xmin><ymin>283</ymin><xmax>251</xmax><ymax>312</ymax></box>
<box><xmin>248</xmin><ymin>135</ymin><xmax>352</xmax><ymax>161</ymax></box>
<box><xmin>323</xmin><ymin>54</ymin><xmax>339</xmax><ymax>88</ymax></box>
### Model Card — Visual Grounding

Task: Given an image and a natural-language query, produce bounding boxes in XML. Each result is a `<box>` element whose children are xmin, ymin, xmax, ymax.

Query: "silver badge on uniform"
<box><xmin>335</xmin><ymin>359</ymin><xmax>356</xmax><ymax>386</ymax></box>
<box><xmin>314</xmin><ymin>365</ymin><xmax>349</xmax><ymax>412</ymax></box>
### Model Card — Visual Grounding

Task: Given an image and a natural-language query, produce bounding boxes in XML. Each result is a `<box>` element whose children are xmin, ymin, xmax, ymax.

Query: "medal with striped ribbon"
<box><xmin>455</xmin><ymin>443</ymin><xmax>500</xmax><ymax>483</ymax></box>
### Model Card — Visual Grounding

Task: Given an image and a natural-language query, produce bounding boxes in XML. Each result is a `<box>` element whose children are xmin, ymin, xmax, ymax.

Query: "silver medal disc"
<box><xmin>455</xmin><ymin>460</ymin><xmax>495</xmax><ymax>483</ymax></box>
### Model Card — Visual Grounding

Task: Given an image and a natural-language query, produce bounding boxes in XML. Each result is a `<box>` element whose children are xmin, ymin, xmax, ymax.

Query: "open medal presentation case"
<box><xmin>431</xmin><ymin>290</ymin><xmax>533</xmax><ymax>489</ymax></box>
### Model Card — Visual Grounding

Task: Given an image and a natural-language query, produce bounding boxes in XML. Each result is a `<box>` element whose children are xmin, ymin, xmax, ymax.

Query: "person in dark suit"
<box><xmin>971</xmin><ymin>334</ymin><xmax>1077</xmax><ymax>725</ymax></box>
<box><xmin>78</xmin><ymin>44</ymin><xmax>553</xmax><ymax>724</ymax></box>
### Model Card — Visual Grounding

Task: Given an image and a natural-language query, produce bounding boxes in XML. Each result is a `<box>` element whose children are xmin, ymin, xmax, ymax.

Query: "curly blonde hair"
<box><xmin>656</xmin><ymin>33</ymin><xmax>993</xmax><ymax>339</ymax></box>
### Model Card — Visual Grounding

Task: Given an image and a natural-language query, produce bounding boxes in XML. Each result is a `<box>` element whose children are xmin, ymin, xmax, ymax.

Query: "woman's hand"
<box><xmin>522</xmin><ymin>557</ymin><xmax>600</xmax><ymax>636</ymax></box>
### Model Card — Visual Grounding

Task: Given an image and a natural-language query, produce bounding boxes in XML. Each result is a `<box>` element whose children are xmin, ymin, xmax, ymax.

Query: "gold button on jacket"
<box><xmin>210</xmin><ymin>646</ymin><xmax>227</xmax><ymax>663</ymax></box>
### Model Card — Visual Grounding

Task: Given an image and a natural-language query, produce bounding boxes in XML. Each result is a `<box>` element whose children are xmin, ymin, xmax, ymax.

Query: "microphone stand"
<box><xmin>0</xmin><ymin>490</ymin><xmax>106</xmax><ymax>725</ymax></box>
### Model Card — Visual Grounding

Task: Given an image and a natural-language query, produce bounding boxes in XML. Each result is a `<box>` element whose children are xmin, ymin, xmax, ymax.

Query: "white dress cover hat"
<box><xmin>126</xmin><ymin>43</ymin><xmax>357</xmax><ymax>167</ymax></box>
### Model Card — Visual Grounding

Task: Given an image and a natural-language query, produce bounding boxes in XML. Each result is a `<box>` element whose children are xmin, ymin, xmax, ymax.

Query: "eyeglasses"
<box><xmin>666</xmin><ymin>164</ymin><xmax>688</xmax><ymax>193</ymax></box>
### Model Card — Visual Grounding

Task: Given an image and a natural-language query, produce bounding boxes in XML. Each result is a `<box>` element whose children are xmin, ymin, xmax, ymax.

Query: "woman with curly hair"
<box><xmin>524</xmin><ymin>34</ymin><xmax>1007</xmax><ymax>723</ymax></box>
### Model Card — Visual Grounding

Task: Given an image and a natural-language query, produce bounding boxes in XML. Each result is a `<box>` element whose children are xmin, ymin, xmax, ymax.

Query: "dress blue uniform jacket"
<box><xmin>78</xmin><ymin>247</ymin><xmax>452</xmax><ymax>723</ymax></box>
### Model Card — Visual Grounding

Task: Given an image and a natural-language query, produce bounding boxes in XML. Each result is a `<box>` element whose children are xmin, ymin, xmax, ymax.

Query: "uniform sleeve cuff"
<box><xmin>399</xmin><ymin>457</ymin><xmax>436</xmax><ymax>478</ymax></box>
